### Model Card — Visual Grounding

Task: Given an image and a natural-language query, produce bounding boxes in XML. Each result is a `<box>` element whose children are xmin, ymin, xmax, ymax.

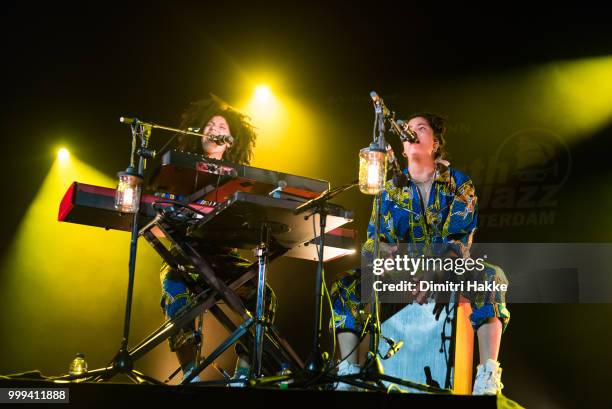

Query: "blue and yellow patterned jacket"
<box><xmin>362</xmin><ymin>161</ymin><xmax>478</xmax><ymax>259</ymax></box>
<box><xmin>332</xmin><ymin>161</ymin><xmax>510</xmax><ymax>332</ymax></box>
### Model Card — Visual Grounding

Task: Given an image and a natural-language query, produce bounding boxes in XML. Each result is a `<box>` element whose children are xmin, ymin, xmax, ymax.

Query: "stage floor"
<box><xmin>0</xmin><ymin>378</ymin><xmax>522</xmax><ymax>408</ymax></box>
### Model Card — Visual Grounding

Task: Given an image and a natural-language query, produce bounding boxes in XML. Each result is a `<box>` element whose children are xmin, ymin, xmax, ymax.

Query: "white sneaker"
<box><xmin>335</xmin><ymin>361</ymin><xmax>361</xmax><ymax>391</ymax></box>
<box><xmin>472</xmin><ymin>359</ymin><xmax>504</xmax><ymax>395</ymax></box>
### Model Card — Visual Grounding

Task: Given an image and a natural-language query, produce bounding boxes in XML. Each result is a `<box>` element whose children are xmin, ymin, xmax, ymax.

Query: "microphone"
<box><xmin>188</xmin><ymin>128</ymin><xmax>235</xmax><ymax>146</ymax></box>
<box><xmin>208</xmin><ymin>134</ymin><xmax>234</xmax><ymax>145</ymax></box>
<box><xmin>396</xmin><ymin>119</ymin><xmax>419</xmax><ymax>143</ymax></box>
<box><xmin>383</xmin><ymin>338</ymin><xmax>404</xmax><ymax>359</ymax></box>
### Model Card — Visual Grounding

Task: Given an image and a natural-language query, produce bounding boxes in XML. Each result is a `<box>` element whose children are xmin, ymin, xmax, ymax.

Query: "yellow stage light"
<box><xmin>238</xmin><ymin>78</ymin><xmax>323</xmax><ymax>177</ymax></box>
<box><xmin>254</xmin><ymin>85</ymin><xmax>271</xmax><ymax>103</ymax></box>
<box><xmin>57</xmin><ymin>148</ymin><xmax>70</xmax><ymax>162</ymax></box>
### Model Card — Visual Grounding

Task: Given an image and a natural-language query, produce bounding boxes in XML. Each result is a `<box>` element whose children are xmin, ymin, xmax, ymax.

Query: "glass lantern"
<box><xmin>359</xmin><ymin>145</ymin><xmax>387</xmax><ymax>195</ymax></box>
<box><xmin>115</xmin><ymin>168</ymin><xmax>143</xmax><ymax>213</ymax></box>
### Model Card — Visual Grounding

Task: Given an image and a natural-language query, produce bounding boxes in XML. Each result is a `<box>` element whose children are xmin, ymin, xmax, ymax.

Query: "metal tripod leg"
<box><xmin>208</xmin><ymin>305</ymin><xmax>304</xmax><ymax>373</ymax></box>
<box><xmin>182</xmin><ymin>317</ymin><xmax>255</xmax><ymax>384</ymax></box>
<box><xmin>252</xmin><ymin>224</ymin><xmax>270</xmax><ymax>378</ymax></box>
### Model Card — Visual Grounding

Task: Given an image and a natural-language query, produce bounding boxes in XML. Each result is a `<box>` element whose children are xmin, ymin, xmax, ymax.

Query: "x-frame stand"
<box><xmin>138</xmin><ymin>207</ymin><xmax>304</xmax><ymax>385</ymax></box>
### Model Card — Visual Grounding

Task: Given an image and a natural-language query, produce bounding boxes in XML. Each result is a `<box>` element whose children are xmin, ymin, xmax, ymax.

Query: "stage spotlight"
<box><xmin>254</xmin><ymin>85</ymin><xmax>271</xmax><ymax>103</ymax></box>
<box><xmin>57</xmin><ymin>148</ymin><xmax>70</xmax><ymax>162</ymax></box>
<box><xmin>239</xmin><ymin>77</ymin><xmax>323</xmax><ymax>176</ymax></box>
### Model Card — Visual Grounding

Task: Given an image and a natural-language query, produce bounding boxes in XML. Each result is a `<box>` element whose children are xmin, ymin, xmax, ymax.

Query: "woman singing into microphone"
<box><xmin>330</xmin><ymin>113</ymin><xmax>510</xmax><ymax>395</ymax></box>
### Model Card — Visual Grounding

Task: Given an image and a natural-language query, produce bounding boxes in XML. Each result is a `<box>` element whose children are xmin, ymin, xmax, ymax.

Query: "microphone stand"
<box><xmin>360</xmin><ymin>92</ymin><xmax>387</xmax><ymax>381</ymax></box>
<box><xmin>295</xmin><ymin>182</ymin><xmax>358</xmax><ymax>375</ymax></box>
<box><xmin>64</xmin><ymin>118</ymin><xmax>160</xmax><ymax>384</ymax></box>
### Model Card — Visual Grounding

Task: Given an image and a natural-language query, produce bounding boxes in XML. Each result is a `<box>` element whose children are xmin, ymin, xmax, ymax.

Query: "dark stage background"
<box><xmin>1</xmin><ymin>4</ymin><xmax>611</xmax><ymax>408</ymax></box>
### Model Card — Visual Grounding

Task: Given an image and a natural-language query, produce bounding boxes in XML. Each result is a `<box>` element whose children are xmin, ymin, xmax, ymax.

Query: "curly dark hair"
<box><xmin>175</xmin><ymin>95</ymin><xmax>257</xmax><ymax>165</ymax></box>
<box><xmin>405</xmin><ymin>112</ymin><xmax>448</xmax><ymax>161</ymax></box>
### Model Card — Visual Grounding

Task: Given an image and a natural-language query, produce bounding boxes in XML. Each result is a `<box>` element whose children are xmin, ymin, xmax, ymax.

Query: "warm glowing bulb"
<box><xmin>57</xmin><ymin>148</ymin><xmax>70</xmax><ymax>162</ymax></box>
<box><xmin>367</xmin><ymin>162</ymin><xmax>381</xmax><ymax>186</ymax></box>
<box><xmin>254</xmin><ymin>85</ymin><xmax>271</xmax><ymax>102</ymax></box>
<box><xmin>122</xmin><ymin>186</ymin><xmax>135</xmax><ymax>207</ymax></box>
